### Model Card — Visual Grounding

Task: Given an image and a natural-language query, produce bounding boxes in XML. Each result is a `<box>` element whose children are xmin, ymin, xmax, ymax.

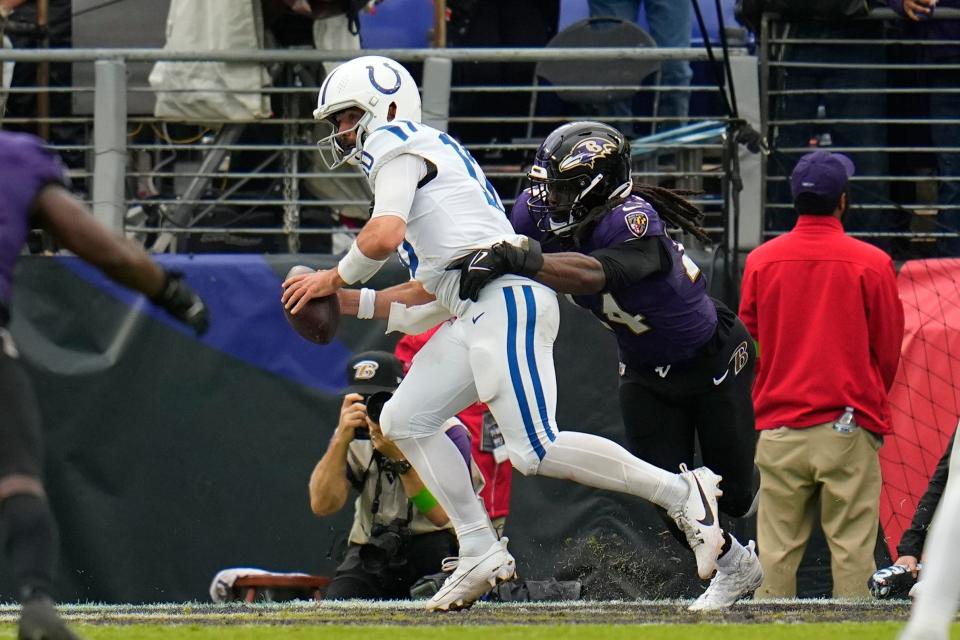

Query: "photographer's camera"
<box><xmin>354</xmin><ymin>391</ymin><xmax>393</xmax><ymax>440</ymax></box>
<box><xmin>359</xmin><ymin>519</ymin><xmax>412</xmax><ymax>573</ymax></box>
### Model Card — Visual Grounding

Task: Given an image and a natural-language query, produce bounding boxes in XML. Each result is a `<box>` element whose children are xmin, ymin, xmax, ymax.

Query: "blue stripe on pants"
<box><xmin>503</xmin><ymin>287</ymin><xmax>546</xmax><ymax>460</ymax></box>
<box><xmin>522</xmin><ymin>286</ymin><xmax>556</xmax><ymax>442</ymax></box>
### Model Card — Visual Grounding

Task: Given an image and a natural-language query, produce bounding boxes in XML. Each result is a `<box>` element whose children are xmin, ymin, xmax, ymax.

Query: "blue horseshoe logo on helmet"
<box><xmin>366</xmin><ymin>63</ymin><xmax>402</xmax><ymax>95</ymax></box>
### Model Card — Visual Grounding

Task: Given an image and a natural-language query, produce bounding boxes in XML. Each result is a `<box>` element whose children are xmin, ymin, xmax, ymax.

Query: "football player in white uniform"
<box><xmin>282</xmin><ymin>55</ymin><xmax>726</xmax><ymax>611</ymax></box>
<box><xmin>898</xmin><ymin>429</ymin><xmax>960</xmax><ymax>640</ymax></box>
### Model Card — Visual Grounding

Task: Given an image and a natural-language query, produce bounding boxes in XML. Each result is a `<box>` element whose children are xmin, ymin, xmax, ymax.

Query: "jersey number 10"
<box><xmin>438</xmin><ymin>132</ymin><xmax>503</xmax><ymax>211</ymax></box>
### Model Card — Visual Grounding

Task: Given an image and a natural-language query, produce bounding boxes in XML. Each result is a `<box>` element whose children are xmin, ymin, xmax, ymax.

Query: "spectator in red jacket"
<box><xmin>739</xmin><ymin>150</ymin><xmax>905</xmax><ymax>599</ymax></box>
<box><xmin>395</xmin><ymin>324</ymin><xmax>513</xmax><ymax>534</ymax></box>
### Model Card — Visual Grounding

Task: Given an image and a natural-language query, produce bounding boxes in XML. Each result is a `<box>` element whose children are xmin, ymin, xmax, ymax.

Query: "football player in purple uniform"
<box><xmin>452</xmin><ymin>121</ymin><xmax>762</xmax><ymax>610</ymax></box>
<box><xmin>0</xmin><ymin>130</ymin><xmax>208</xmax><ymax>639</ymax></box>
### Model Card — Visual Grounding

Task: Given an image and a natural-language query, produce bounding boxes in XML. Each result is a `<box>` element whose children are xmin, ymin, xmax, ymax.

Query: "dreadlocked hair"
<box><xmin>572</xmin><ymin>184</ymin><xmax>713</xmax><ymax>246</ymax></box>
<box><xmin>574</xmin><ymin>184</ymin><xmax>712</xmax><ymax>247</ymax></box>
<box><xmin>632</xmin><ymin>185</ymin><xmax>711</xmax><ymax>244</ymax></box>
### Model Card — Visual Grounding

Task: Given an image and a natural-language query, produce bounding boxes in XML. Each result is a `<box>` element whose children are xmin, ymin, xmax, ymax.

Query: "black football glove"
<box><xmin>151</xmin><ymin>271</ymin><xmax>210</xmax><ymax>336</ymax></box>
<box><xmin>492</xmin><ymin>238</ymin><xmax>544</xmax><ymax>277</ymax></box>
<box><xmin>448</xmin><ymin>239</ymin><xmax>544</xmax><ymax>302</ymax></box>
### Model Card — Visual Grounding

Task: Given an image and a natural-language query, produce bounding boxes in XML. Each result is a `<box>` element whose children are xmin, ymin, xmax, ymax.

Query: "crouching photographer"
<box><xmin>309</xmin><ymin>351</ymin><xmax>476</xmax><ymax>599</ymax></box>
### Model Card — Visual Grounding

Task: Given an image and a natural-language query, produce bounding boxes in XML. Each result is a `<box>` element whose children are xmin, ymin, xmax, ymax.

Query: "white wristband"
<box><xmin>357</xmin><ymin>288</ymin><xmax>376</xmax><ymax>320</ymax></box>
<box><xmin>337</xmin><ymin>241</ymin><xmax>387</xmax><ymax>285</ymax></box>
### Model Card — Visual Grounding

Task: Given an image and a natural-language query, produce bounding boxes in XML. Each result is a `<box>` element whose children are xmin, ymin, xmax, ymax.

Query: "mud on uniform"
<box><xmin>511</xmin><ymin>190</ymin><xmax>757</xmax><ymax>516</ymax></box>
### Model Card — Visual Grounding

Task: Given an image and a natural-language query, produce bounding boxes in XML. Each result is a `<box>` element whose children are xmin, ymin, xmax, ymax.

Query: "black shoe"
<box><xmin>18</xmin><ymin>596</ymin><xmax>82</xmax><ymax>640</ymax></box>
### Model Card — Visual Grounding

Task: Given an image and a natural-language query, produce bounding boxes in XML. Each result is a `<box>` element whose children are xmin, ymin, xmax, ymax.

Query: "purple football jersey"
<box><xmin>0</xmin><ymin>131</ymin><xmax>68</xmax><ymax>307</ymax></box>
<box><xmin>512</xmin><ymin>191</ymin><xmax>717</xmax><ymax>366</ymax></box>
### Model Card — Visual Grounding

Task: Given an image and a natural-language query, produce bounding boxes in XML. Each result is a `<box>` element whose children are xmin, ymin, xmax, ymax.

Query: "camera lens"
<box><xmin>365</xmin><ymin>391</ymin><xmax>393</xmax><ymax>423</ymax></box>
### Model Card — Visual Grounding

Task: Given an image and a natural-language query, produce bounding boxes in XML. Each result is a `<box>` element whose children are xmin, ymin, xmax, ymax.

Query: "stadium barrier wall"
<box><xmin>1</xmin><ymin>252</ymin><xmax>753</xmax><ymax>603</ymax></box>
<box><xmin>1</xmin><ymin>254</ymin><xmax>685</xmax><ymax>603</ymax></box>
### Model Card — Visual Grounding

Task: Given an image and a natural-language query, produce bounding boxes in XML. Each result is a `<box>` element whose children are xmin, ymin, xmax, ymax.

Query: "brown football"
<box><xmin>283</xmin><ymin>265</ymin><xmax>341</xmax><ymax>345</ymax></box>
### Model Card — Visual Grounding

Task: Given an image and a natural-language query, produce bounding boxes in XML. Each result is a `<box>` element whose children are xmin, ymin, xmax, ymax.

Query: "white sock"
<box><xmin>718</xmin><ymin>534</ymin><xmax>746</xmax><ymax>571</ymax></box>
<box><xmin>393</xmin><ymin>431</ymin><xmax>497</xmax><ymax>557</ymax></box>
<box><xmin>903</xmin><ymin>436</ymin><xmax>960</xmax><ymax>638</ymax></box>
<box><xmin>536</xmin><ymin>431</ymin><xmax>688</xmax><ymax>510</ymax></box>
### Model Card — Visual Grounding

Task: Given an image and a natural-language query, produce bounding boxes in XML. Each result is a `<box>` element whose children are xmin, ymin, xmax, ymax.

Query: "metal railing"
<box><xmin>759</xmin><ymin>8</ymin><xmax>960</xmax><ymax>257</ymax></box>
<box><xmin>0</xmin><ymin>46</ymin><xmax>732</xmax><ymax>254</ymax></box>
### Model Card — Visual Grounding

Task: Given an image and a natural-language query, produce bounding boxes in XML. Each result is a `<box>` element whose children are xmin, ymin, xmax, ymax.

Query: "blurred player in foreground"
<box><xmin>451</xmin><ymin>121</ymin><xmax>762</xmax><ymax>610</ymax></box>
<box><xmin>282</xmin><ymin>55</ymin><xmax>726</xmax><ymax>611</ymax></box>
<box><xmin>899</xmin><ymin>427</ymin><xmax>960</xmax><ymax>640</ymax></box>
<box><xmin>0</xmin><ymin>130</ymin><xmax>209</xmax><ymax>639</ymax></box>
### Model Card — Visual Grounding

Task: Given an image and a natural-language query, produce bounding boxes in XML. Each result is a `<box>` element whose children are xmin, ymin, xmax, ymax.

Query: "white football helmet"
<box><xmin>314</xmin><ymin>56</ymin><xmax>422</xmax><ymax>169</ymax></box>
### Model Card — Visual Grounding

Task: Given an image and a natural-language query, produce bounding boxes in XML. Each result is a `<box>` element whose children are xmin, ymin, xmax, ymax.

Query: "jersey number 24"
<box><xmin>598</xmin><ymin>242</ymin><xmax>702</xmax><ymax>335</ymax></box>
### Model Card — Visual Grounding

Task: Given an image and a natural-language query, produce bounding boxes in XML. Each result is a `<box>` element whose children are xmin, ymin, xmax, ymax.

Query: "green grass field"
<box><xmin>0</xmin><ymin>601</ymin><xmax>955</xmax><ymax>639</ymax></box>
<box><xmin>1</xmin><ymin>622</ymin><xmax>951</xmax><ymax>640</ymax></box>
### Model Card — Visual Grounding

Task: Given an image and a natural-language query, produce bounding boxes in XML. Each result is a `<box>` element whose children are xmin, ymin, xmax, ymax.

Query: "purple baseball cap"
<box><xmin>790</xmin><ymin>150</ymin><xmax>855</xmax><ymax>201</ymax></box>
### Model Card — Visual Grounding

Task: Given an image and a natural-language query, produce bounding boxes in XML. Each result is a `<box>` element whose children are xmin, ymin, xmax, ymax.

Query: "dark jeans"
<box><xmin>586</xmin><ymin>0</ymin><xmax>693</xmax><ymax>134</ymax></box>
<box><xmin>931</xmin><ymin>61</ymin><xmax>960</xmax><ymax>256</ymax></box>
<box><xmin>768</xmin><ymin>22</ymin><xmax>896</xmax><ymax>251</ymax></box>
<box><xmin>324</xmin><ymin>530</ymin><xmax>458</xmax><ymax>600</ymax></box>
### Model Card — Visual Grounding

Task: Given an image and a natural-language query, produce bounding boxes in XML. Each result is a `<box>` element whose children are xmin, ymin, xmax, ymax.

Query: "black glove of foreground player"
<box><xmin>151</xmin><ymin>271</ymin><xmax>210</xmax><ymax>336</ymax></box>
<box><xmin>448</xmin><ymin>239</ymin><xmax>544</xmax><ymax>302</ymax></box>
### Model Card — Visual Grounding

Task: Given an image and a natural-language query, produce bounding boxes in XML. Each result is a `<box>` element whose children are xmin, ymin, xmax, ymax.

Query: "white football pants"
<box><xmin>382</xmin><ymin>281</ymin><xmax>559</xmax><ymax>474</ymax></box>
<box><xmin>899</xmin><ymin>429</ymin><xmax>960</xmax><ymax>640</ymax></box>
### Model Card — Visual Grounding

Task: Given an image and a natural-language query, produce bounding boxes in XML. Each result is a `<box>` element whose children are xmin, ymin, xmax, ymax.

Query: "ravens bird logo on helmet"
<box><xmin>527</xmin><ymin>121</ymin><xmax>633</xmax><ymax>235</ymax></box>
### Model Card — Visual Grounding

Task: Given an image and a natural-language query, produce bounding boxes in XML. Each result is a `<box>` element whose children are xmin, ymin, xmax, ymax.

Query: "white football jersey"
<box><xmin>360</xmin><ymin>120</ymin><xmax>529</xmax><ymax>317</ymax></box>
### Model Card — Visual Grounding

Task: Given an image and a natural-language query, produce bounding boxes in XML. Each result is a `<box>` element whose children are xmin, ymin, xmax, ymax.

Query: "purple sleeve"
<box><xmin>445</xmin><ymin>421</ymin><xmax>473</xmax><ymax>470</ymax></box>
<box><xmin>591</xmin><ymin>196</ymin><xmax>666</xmax><ymax>248</ymax></box>
<box><xmin>0</xmin><ymin>132</ymin><xmax>68</xmax><ymax>204</ymax></box>
<box><xmin>0</xmin><ymin>132</ymin><xmax>69</xmax><ymax>306</ymax></box>
<box><xmin>887</xmin><ymin>0</ymin><xmax>907</xmax><ymax>15</ymax></box>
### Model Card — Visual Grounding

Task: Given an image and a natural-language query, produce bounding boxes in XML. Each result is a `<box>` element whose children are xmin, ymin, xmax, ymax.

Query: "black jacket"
<box><xmin>897</xmin><ymin>432</ymin><xmax>955</xmax><ymax>558</ymax></box>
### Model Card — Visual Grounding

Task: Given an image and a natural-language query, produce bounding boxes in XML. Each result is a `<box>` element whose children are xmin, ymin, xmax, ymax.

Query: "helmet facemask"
<box><xmin>525</xmin><ymin>121</ymin><xmax>634</xmax><ymax>237</ymax></box>
<box><xmin>312</xmin><ymin>56</ymin><xmax>423</xmax><ymax>170</ymax></box>
<box><xmin>528</xmin><ymin>170</ymin><xmax>607</xmax><ymax>235</ymax></box>
<box><xmin>315</xmin><ymin>106</ymin><xmax>374</xmax><ymax>170</ymax></box>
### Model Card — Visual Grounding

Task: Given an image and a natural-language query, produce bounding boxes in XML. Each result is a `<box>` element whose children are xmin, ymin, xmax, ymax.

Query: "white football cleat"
<box><xmin>671</xmin><ymin>464</ymin><xmax>724</xmax><ymax>580</ymax></box>
<box><xmin>426</xmin><ymin>537</ymin><xmax>516</xmax><ymax>612</ymax></box>
<box><xmin>688</xmin><ymin>539</ymin><xmax>764</xmax><ymax>611</ymax></box>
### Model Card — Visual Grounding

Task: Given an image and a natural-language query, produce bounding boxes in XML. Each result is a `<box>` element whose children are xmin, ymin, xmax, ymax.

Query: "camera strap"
<box><xmin>368</xmin><ymin>451</ymin><xmax>413</xmax><ymax>530</ymax></box>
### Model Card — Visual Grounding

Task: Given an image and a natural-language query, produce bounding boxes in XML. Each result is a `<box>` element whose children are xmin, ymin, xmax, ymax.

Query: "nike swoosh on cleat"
<box><xmin>694</xmin><ymin>476</ymin><xmax>715</xmax><ymax>527</ymax></box>
<box><xmin>712</xmin><ymin>370</ymin><xmax>729</xmax><ymax>386</ymax></box>
<box><xmin>472</xmin><ymin>313</ymin><xmax>485</xmax><ymax>324</ymax></box>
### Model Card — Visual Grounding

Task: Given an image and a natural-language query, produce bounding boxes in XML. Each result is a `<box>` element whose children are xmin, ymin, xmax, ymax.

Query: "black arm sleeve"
<box><xmin>897</xmin><ymin>432</ymin><xmax>954</xmax><ymax>558</ymax></box>
<box><xmin>589</xmin><ymin>237</ymin><xmax>670</xmax><ymax>293</ymax></box>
